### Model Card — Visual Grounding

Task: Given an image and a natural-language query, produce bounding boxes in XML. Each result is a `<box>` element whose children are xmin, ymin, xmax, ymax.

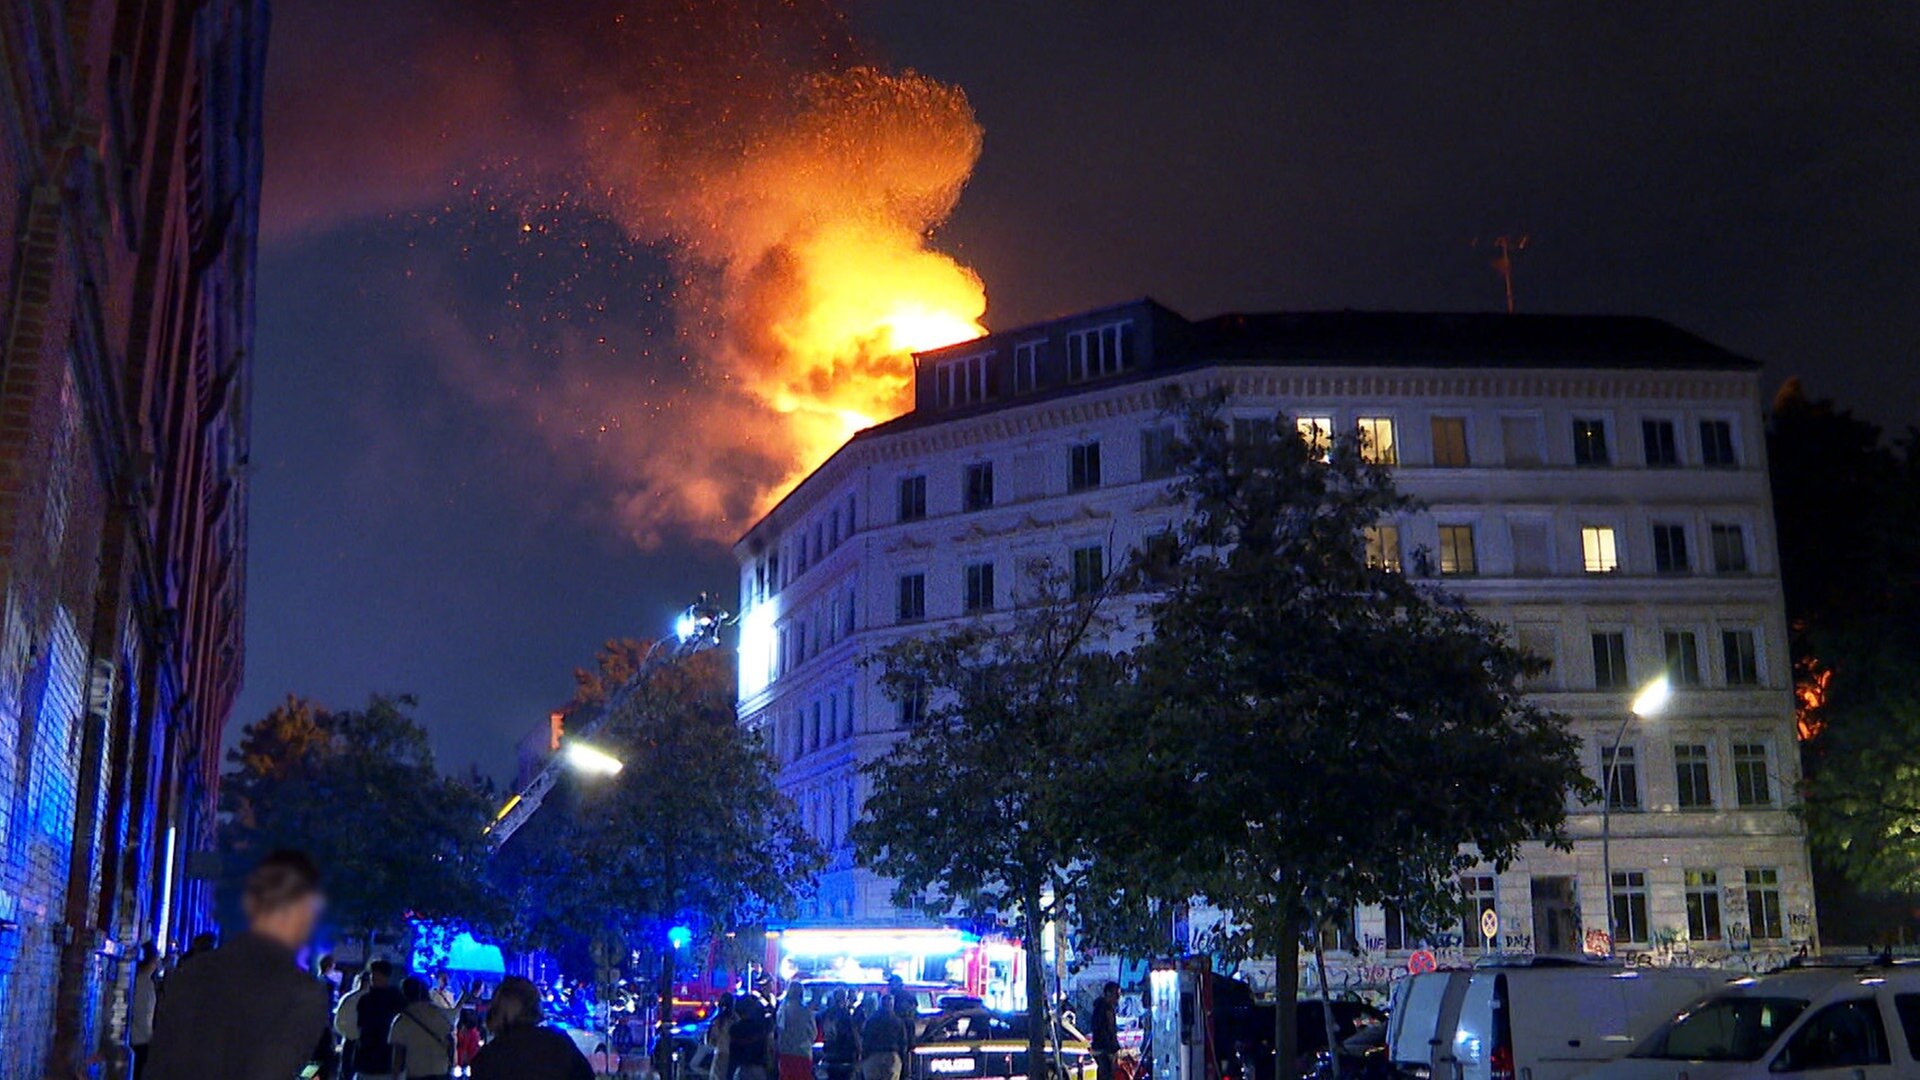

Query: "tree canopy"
<box><xmin>1084</xmin><ymin>389</ymin><xmax>1591</xmax><ymax>1072</ymax></box>
<box><xmin>219</xmin><ymin>693</ymin><xmax>500</xmax><ymax>939</ymax></box>
<box><xmin>854</xmin><ymin>563</ymin><xmax>1131</xmax><ymax>1077</ymax></box>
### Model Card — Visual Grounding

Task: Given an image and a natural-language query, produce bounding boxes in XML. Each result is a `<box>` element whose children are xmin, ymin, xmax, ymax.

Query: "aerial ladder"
<box><xmin>483</xmin><ymin>594</ymin><xmax>731</xmax><ymax>850</ymax></box>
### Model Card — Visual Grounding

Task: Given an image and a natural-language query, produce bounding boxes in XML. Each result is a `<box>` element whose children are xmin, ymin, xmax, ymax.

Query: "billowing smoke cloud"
<box><xmin>267</xmin><ymin>0</ymin><xmax>986</xmax><ymax>545</ymax></box>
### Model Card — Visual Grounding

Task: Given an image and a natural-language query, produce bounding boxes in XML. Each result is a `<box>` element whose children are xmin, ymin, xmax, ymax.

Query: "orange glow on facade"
<box><xmin>1795</xmin><ymin>655</ymin><xmax>1830</xmax><ymax>740</ymax></box>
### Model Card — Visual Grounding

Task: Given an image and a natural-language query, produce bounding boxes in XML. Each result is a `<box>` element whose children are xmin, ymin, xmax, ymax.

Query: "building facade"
<box><xmin>0</xmin><ymin>0</ymin><xmax>265</xmax><ymax>1074</ymax></box>
<box><xmin>734</xmin><ymin>300</ymin><xmax>1815</xmax><ymax>988</ymax></box>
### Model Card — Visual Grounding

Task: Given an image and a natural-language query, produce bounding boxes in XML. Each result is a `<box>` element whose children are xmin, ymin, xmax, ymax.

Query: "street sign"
<box><xmin>1407</xmin><ymin>949</ymin><xmax>1438</xmax><ymax>974</ymax></box>
<box><xmin>1479</xmin><ymin>907</ymin><xmax>1499</xmax><ymax>942</ymax></box>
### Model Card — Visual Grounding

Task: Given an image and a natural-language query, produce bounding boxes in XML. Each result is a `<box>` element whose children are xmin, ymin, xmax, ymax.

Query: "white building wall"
<box><xmin>735</xmin><ymin>348</ymin><xmax>1814</xmax><ymax>977</ymax></box>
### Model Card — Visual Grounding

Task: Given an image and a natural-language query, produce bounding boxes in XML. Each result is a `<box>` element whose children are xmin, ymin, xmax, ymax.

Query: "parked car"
<box><xmin>909</xmin><ymin>1008</ymin><xmax>1097</xmax><ymax>1080</ymax></box>
<box><xmin>1216</xmin><ymin>993</ymin><xmax>1386</xmax><ymax>1080</ymax></box>
<box><xmin>1390</xmin><ymin>958</ymin><xmax>1727</xmax><ymax>1080</ymax></box>
<box><xmin>1587</xmin><ymin>961</ymin><xmax>1920</xmax><ymax>1079</ymax></box>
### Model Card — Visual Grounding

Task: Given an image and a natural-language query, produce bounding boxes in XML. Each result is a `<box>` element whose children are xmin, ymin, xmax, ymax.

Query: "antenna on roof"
<box><xmin>1470</xmin><ymin>235</ymin><xmax>1530</xmax><ymax>314</ymax></box>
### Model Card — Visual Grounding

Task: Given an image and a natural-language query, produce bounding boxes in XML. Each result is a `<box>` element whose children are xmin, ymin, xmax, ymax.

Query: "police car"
<box><xmin>910</xmin><ymin>1008</ymin><xmax>1097</xmax><ymax>1080</ymax></box>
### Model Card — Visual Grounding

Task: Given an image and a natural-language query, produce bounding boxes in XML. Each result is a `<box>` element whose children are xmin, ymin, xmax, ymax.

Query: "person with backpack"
<box><xmin>389</xmin><ymin>976</ymin><xmax>455</xmax><ymax>1079</ymax></box>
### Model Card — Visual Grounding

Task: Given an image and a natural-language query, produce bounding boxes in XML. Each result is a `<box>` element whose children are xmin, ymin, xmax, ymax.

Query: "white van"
<box><xmin>1390</xmin><ymin>960</ymin><xmax>1727</xmax><ymax>1080</ymax></box>
<box><xmin>1387</xmin><ymin>971</ymin><xmax>1472</xmax><ymax>1078</ymax></box>
<box><xmin>1586</xmin><ymin>962</ymin><xmax>1920</xmax><ymax>1079</ymax></box>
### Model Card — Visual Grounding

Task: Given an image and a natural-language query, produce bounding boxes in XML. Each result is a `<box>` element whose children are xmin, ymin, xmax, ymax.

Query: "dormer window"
<box><xmin>1013</xmin><ymin>341</ymin><xmax>1044</xmax><ymax>392</ymax></box>
<box><xmin>934</xmin><ymin>352</ymin><xmax>994</xmax><ymax>410</ymax></box>
<box><xmin>1067</xmin><ymin>321</ymin><xmax>1133</xmax><ymax>381</ymax></box>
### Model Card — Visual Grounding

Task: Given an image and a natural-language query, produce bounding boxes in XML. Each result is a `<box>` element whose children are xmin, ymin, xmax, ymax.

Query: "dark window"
<box><xmin>1674</xmin><ymin>743</ymin><xmax>1713</xmax><ymax>809</ymax></box>
<box><xmin>1893</xmin><ymin>995</ymin><xmax>1920</xmax><ymax>1061</ymax></box>
<box><xmin>1431</xmin><ymin>416</ymin><xmax>1470</xmax><ymax>467</ymax></box>
<box><xmin>1070</xmin><ymin>441</ymin><xmax>1102</xmax><ymax>491</ymax></box>
<box><xmin>1734</xmin><ymin>743</ymin><xmax>1772</xmax><ymax>806</ymax></box>
<box><xmin>896</xmin><ymin>573</ymin><xmax>925</xmax><ymax>622</ymax></box>
<box><xmin>1066</xmin><ymin>322</ymin><xmax>1132</xmax><ymax>381</ymax></box>
<box><xmin>1013</xmin><ymin>341</ymin><xmax>1043</xmax><ymax>393</ymax></box>
<box><xmin>1603</xmin><ymin>746</ymin><xmax>1640</xmax><ymax>811</ymax></box>
<box><xmin>1700</xmin><ymin>420</ymin><xmax>1737</xmax><ymax>468</ymax></box>
<box><xmin>1685</xmin><ymin>870</ymin><xmax>1722</xmax><ymax>941</ymax></box>
<box><xmin>1723</xmin><ymin>629</ymin><xmax>1760</xmax><ymax>686</ymax></box>
<box><xmin>1459</xmin><ymin>875</ymin><xmax>1498</xmax><ymax>953</ymax></box>
<box><xmin>1592</xmin><ymin>631</ymin><xmax>1629</xmax><ymax>689</ymax></box>
<box><xmin>964</xmin><ymin>462</ymin><xmax>994</xmax><ymax>512</ymax></box>
<box><xmin>1140</xmin><ymin>426</ymin><xmax>1177</xmax><ymax>480</ymax></box>
<box><xmin>1573</xmin><ymin>418</ymin><xmax>1611</xmax><ymax>466</ymax></box>
<box><xmin>1071</xmin><ymin>544</ymin><xmax>1106</xmax><ymax>597</ymax></box>
<box><xmin>1746</xmin><ymin>868</ymin><xmax>1784</xmax><ymax>940</ymax></box>
<box><xmin>896</xmin><ymin>682</ymin><xmax>926</xmax><ymax>727</ymax></box>
<box><xmin>1664</xmin><ymin>630</ymin><xmax>1702</xmax><ymax>686</ymax></box>
<box><xmin>897</xmin><ymin>475</ymin><xmax>926</xmax><ymax>522</ymax></box>
<box><xmin>1652</xmin><ymin>524</ymin><xmax>1690</xmax><ymax>573</ymax></box>
<box><xmin>1710</xmin><ymin>524</ymin><xmax>1748</xmax><ymax>572</ymax></box>
<box><xmin>1774</xmin><ymin>1000</ymin><xmax>1889</xmax><ymax>1071</ymax></box>
<box><xmin>1232</xmin><ymin>417</ymin><xmax>1276</xmax><ymax>445</ymax></box>
<box><xmin>1642</xmin><ymin>418</ymin><xmax>1680</xmax><ymax>467</ymax></box>
<box><xmin>963</xmin><ymin>562</ymin><xmax>995</xmax><ymax>613</ymax></box>
<box><xmin>1382</xmin><ymin>903</ymin><xmax>1427</xmax><ymax>951</ymax></box>
<box><xmin>1609</xmin><ymin>870</ymin><xmax>1649</xmax><ymax>943</ymax></box>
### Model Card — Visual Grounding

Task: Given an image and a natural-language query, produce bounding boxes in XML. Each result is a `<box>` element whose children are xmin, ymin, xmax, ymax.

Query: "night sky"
<box><xmin>243</xmin><ymin>1</ymin><xmax>1920</xmax><ymax>776</ymax></box>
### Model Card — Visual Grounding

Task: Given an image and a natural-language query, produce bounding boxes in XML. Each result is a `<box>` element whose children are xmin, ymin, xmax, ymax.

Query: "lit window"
<box><xmin>1069</xmin><ymin>441</ymin><xmax>1102</xmax><ymax>492</ymax></box>
<box><xmin>933</xmin><ymin>352</ymin><xmax>994</xmax><ymax>410</ymax></box>
<box><xmin>1430</xmin><ymin>417</ymin><xmax>1469</xmax><ymax>467</ymax></box>
<box><xmin>1572</xmin><ymin>418</ymin><xmax>1611</xmax><ymax>466</ymax></box>
<box><xmin>1066</xmin><ymin>322</ymin><xmax>1132</xmax><ymax>381</ymax></box>
<box><xmin>1581</xmin><ymin>527</ymin><xmax>1619</xmax><ymax>573</ymax></box>
<box><xmin>1013</xmin><ymin>341</ymin><xmax>1044</xmax><ymax>393</ymax></box>
<box><xmin>1437</xmin><ymin>524</ymin><xmax>1476</xmax><ymax>575</ymax></box>
<box><xmin>1356</xmin><ymin>417</ymin><xmax>1397</xmax><ymax>465</ymax></box>
<box><xmin>1685</xmin><ymin>870</ymin><xmax>1722</xmax><ymax>942</ymax></box>
<box><xmin>1365</xmin><ymin>525</ymin><xmax>1401</xmax><ymax>572</ymax></box>
<box><xmin>1297</xmin><ymin>416</ymin><xmax>1333</xmax><ymax>460</ymax></box>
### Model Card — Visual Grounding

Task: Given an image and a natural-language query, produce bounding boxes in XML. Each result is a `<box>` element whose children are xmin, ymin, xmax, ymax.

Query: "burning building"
<box><xmin>735</xmin><ymin>300</ymin><xmax>1815</xmax><ymax>983</ymax></box>
<box><xmin>0</xmin><ymin>0</ymin><xmax>266</xmax><ymax>1073</ymax></box>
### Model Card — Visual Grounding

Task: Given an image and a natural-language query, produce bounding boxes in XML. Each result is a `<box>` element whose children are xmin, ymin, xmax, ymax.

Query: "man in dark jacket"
<box><xmin>1090</xmin><ymin>982</ymin><xmax>1121</xmax><ymax>1080</ymax></box>
<box><xmin>350</xmin><ymin>960</ymin><xmax>408</xmax><ymax>1078</ymax></box>
<box><xmin>146</xmin><ymin>850</ymin><xmax>332</xmax><ymax>1080</ymax></box>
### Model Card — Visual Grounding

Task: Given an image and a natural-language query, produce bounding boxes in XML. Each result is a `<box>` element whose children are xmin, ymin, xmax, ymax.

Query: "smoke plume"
<box><xmin>267</xmin><ymin>0</ymin><xmax>987</xmax><ymax>545</ymax></box>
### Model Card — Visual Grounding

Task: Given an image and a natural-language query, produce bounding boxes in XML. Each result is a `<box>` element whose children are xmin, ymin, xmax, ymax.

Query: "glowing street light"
<box><xmin>564</xmin><ymin>741</ymin><xmax>624</xmax><ymax>777</ymax></box>
<box><xmin>1602</xmin><ymin>674</ymin><xmax>1673</xmax><ymax>954</ymax></box>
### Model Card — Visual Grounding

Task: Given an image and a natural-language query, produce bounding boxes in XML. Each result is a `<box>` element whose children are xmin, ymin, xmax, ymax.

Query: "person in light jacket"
<box><xmin>776</xmin><ymin>983</ymin><xmax>817</xmax><ymax>1080</ymax></box>
<box><xmin>390</xmin><ymin>976</ymin><xmax>454</xmax><ymax>1079</ymax></box>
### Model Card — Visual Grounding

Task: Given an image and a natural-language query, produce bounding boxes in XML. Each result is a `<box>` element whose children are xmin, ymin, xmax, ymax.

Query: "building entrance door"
<box><xmin>1530</xmin><ymin>876</ymin><xmax>1581</xmax><ymax>954</ymax></box>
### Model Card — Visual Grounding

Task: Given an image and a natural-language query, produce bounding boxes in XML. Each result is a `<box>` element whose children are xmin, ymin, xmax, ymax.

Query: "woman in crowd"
<box><xmin>470</xmin><ymin>976</ymin><xmax>594</xmax><ymax>1080</ymax></box>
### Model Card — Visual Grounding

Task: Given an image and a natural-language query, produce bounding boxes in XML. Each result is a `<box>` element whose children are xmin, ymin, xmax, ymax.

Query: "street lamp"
<box><xmin>565</xmin><ymin>740</ymin><xmax>625</xmax><ymax>777</ymax></box>
<box><xmin>1601</xmin><ymin>674</ymin><xmax>1670</xmax><ymax>954</ymax></box>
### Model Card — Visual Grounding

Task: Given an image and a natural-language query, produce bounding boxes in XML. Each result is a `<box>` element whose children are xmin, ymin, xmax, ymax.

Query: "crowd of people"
<box><xmin>701</xmin><ymin>976</ymin><xmax>919</xmax><ymax>1080</ymax></box>
<box><xmin>132</xmin><ymin>850</ymin><xmax>596</xmax><ymax>1080</ymax></box>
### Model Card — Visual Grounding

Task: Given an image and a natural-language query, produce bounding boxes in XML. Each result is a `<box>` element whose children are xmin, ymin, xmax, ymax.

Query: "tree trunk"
<box><xmin>1024</xmin><ymin>891</ymin><xmax>1051</xmax><ymax>1080</ymax></box>
<box><xmin>1313</xmin><ymin>934</ymin><xmax>1338</xmax><ymax>1077</ymax></box>
<box><xmin>1273</xmin><ymin>927</ymin><xmax>1301</xmax><ymax>1080</ymax></box>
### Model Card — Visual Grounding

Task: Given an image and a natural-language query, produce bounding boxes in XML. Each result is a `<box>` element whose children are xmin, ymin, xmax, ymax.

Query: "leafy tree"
<box><xmin>854</xmin><ymin>565</ymin><xmax>1132</xmax><ymax>1080</ymax></box>
<box><xmin>1775</xmin><ymin>381</ymin><xmax>1920</xmax><ymax>925</ymax></box>
<box><xmin>571</xmin><ymin>637</ymin><xmax>655</xmax><ymax>709</ymax></box>
<box><xmin>1087</xmin><ymin>390</ymin><xmax>1591</xmax><ymax>1076</ymax></box>
<box><xmin>219</xmin><ymin>693</ymin><xmax>501</xmax><ymax>945</ymax></box>
<box><xmin>495</xmin><ymin>647</ymin><xmax>817</xmax><ymax>1059</ymax></box>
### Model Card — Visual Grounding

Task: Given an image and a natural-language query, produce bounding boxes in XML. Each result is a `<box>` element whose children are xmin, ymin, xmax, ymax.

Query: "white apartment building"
<box><xmin>733</xmin><ymin>299</ymin><xmax>1815</xmax><ymax>981</ymax></box>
